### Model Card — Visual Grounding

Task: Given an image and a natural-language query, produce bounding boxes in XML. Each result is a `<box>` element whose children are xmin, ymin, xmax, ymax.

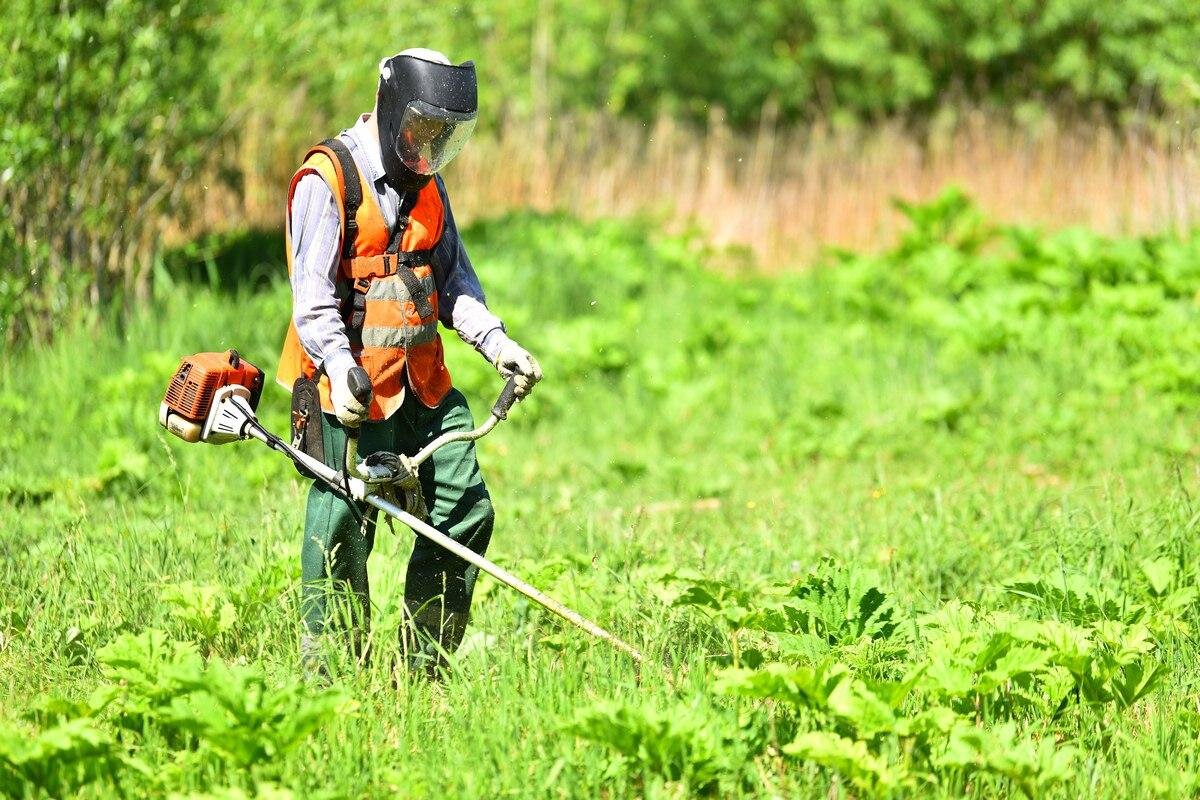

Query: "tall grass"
<box><xmin>4</xmin><ymin>205</ymin><xmax>1200</xmax><ymax>797</ymax></box>
<box><xmin>215</xmin><ymin>108</ymin><xmax>1200</xmax><ymax>267</ymax></box>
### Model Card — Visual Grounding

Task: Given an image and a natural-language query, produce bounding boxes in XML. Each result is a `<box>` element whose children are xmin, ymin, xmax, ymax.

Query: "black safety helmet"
<box><xmin>376</xmin><ymin>50</ymin><xmax>478</xmax><ymax>192</ymax></box>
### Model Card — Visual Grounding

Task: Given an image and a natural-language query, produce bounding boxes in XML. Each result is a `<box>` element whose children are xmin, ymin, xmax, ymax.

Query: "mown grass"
<box><xmin>2</xmin><ymin>197</ymin><xmax>1200</xmax><ymax>797</ymax></box>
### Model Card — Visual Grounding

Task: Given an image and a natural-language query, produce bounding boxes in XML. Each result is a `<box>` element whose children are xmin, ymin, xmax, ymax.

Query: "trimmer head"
<box><xmin>160</xmin><ymin>350</ymin><xmax>264</xmax><ymax>443</ymax></box>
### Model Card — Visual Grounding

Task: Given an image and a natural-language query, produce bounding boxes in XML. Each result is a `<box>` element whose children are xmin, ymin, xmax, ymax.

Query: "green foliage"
<box><xmin>707</xmin><ymin>560</ymin><xmax>1171</xmax><ymax>796</ymax></box>
<box><xmin>567</xmin><ymin>701</ymin><xmax>743</xmax><ymax>794</ymax></box>
<box><xmin>68</xmin><ymin>629</ymin><xmax>350</xmax><ymax>790</ymax></box>
<box><xmin>0</xmin><ymin>218</ymin><xmax>42</xmax><ymax>345</ymax></box>
<box><xmin>0</xmin><ymin>717</ymin><xmax>147</xmax><ymax>799</ymax></box>
<box><xmin>634</xmin><ymin>0</ymin><xmax>1200</xmax><ymax>125</ymax></box>
<box><xmin>787</xmin><ymin>559</ymin><xmax>902</xmax><ymax>646</ymax></box>
<box><xmin>163</xmin><ymin>582</ymin><xmax>239</xmax><ymax>647</ymax></box>
<box><xmin>156</xmin><ymin>660</ymin><xmax>348</xmax><ymax>769</ymax></box>
<box><xmin>215</xmin><ymin>0</ymin><xmax>1200</xmax><ymax>130</ymax></box>
<box><xmin>784</xmin><ymin>731</ymin><xmax>906</xmax><ymax>794</ymax></box>
<box><xmin>4</xmin><ymin>205</ymin><xmax>1200</xmax><ymax>796</ymax></box>
<box><xmin>934</xmin><ymin>722</ymin><xmax>1075</xmax><ymax>797</ymax></box>
<box><xmin>6</xmin><ymin>0</ymin><xmax>1200</xmax><ymax>342</ymax></box>
<box><xmin>0</xmin><ymin>0</ymin><xmax>222</xmax><ymax>334</ymax></box>
<box><xmin>818</xmin><ymin>187</ymin><xmax>1200</xmax><ymax>408</ymax></box>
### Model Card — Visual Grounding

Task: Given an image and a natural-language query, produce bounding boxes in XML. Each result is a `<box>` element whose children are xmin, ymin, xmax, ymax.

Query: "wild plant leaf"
<box><xmin>783</xmin><ymin>731</ymin><xmax>907</xmax><ymax>793</ymax></box>
<box><xmin>1140</xmin><ymin>557</ymin><xmax>1175</xmax><ymax>597</ymax></box>
<box><xmin>824</xmin><ymin>677</ymin><xmax>898</xmax><ymax>738</ymax></box>
<box><xmin>891</xmin><ymin>705</ymin><xmax>959</xmax><ymax>739</ymax></box>
<box><xmin>160</xmin><ymin>661</ymin><xmax>349</xmax><ymax>768</ymax></box>
<box><xmin>1090</xmin><ymin>620</ymin><xmax>1156</xmax><ymax>662</ymax></box>
<box><xmin>1005</xmin><ymin>571</ymin><xmax>1140</xmax><ymax>626</ymax></box>
<box><xmin>661</xmin><ymin>571</ymin><xmax>750</xmax><ymax>613</ymax></box>
<box><xmin>163</xmin><ymin>582</ymin><xmax>238</xmax><ymax>642</ymax></box>
<box><xmin>785</xmin><ymin>559</ymin><xmax>901</xmax><ymax>645</ymax></box>
<box><xmin>863</xmin><ymin>666</ymin><xmax>926</xmax><ymax>710</ymax></box>
<box><xmin>715</xmin><ymin>662</ymin><xmax>848</xmax><ymax>710</ymax></box>
<box><xmin>1032</xmin><ymin>620</ymin><xmax>1094</xmax><ymax>676</ymax></box>
<box><xmin>1108</xmin><ymin>661</ymin><xmax>1166</xmax><ymax>708</ymax></box>
<box><xmin>768</xmin><ymin>631</ymin><xmax>831</xmax><ymax>662</ymax></box>
<box><xmin>662</xmin><ymin>572</ymin><xmax>797</xmax><ymax>634</ymax></box>
<box><xmin>922</xmin><ymin>658</ymin><xmax>975</xmax><ymax>699</ymax></box>
<box><xmin>976</xmin><ymin>646</ymin><xmax>1052</xmax><ymax>694</ymax></box>
<box><xmin>227</xmin><ymin>559</ymin><xmax>295</xmax><ymax>628</ymax></box>
<box><xmin>971</xmin><ymin>632</ymin><xmax>1017</xmax><ymax>672</ymax></box>
<box><xmin>0</xmin><ymin>717</ymin><xmax>149</xmax><ymax>797</ymax></box>
<box><xmin>22</xmin><ymin>686</ymin><xmax>121</xmax><ymax>726</ymax></box>
<box><xmin>97</xmin><ymin>629</ymin><xmax>205</xmax><ymax>708</ymax></box>
<box><xmin>567</xmin><ymin>701</ymin><xmax>740</xmax><ymax>795</ymax></box>
<box><xmin>936</xmin><ymin>722</ymin><xmax>1075</xmax><ymax>797</ymax></box>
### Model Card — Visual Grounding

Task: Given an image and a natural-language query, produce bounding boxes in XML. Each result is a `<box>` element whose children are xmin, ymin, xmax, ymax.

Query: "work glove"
<box><xmin>491</xmin><ymin>338</ymin><xmax>543</xmax><ymax>398</ymax></box>
<box><xmin>330</xmin><ymin>367</ymin><xmax>371</xmax><ymax>427</ymax></box>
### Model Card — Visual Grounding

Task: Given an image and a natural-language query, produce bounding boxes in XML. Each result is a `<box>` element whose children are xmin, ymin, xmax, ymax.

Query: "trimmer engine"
<box><xmin>160</xmin><ymin>350</ymin><xmax>264</xmax><ymax>443</ymax></box>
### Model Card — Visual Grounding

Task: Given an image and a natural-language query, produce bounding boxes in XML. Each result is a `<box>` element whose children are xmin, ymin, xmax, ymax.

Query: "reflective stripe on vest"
<box><xmin>275</xmin><ymin>138</ymin><xmax>451</xmax><ymax>420</ymax></box>
<box><xmin>362</xmin><ymin>269</ymin><xmax>439</xmax><ymax>349</ymax></box>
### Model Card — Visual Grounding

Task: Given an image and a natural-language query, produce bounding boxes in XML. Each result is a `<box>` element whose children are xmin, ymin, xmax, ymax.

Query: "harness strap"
<box><xmin>325</xmin><ymin>152</ymin><xmax>437</xmax><ymax>339</ymax></box>
<box><xmin>395</xmin><ymin>268</ymin><xmax>436</xmax><ymax>322</ymax></box>
<box><xmin>385</xmin><ymin>190</ymin><xmax>435</xmax><ymax>321</ymax></box>
<box><xmin>380</xmin><ymin>249</ymin><xmax>436</xmax><ymax>275</ymax></box>
<box><xmin>386</xmin><ymin>191</ymin><xmax>422</xmax><ymax>253</ymax></box>
<box><xmin>321</xmin><ymin>137</ymin><xmax>361</xmax><ymax>261</ymax></box>
<box><xmin>348</xmin><ymin>280</ymin><xmax>369</xmax><ymax>348</ymax></box>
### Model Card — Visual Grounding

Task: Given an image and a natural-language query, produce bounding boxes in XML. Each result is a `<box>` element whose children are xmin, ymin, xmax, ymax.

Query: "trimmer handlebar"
<box><xmin>345</xmin><ymin>376</ymin><xmax>524</xmax><ymax>483</ymax></box>
<box><xmin>492</xmin><ymin>376</ymin><xmax>519</xmax><ymax>420</ymax></box>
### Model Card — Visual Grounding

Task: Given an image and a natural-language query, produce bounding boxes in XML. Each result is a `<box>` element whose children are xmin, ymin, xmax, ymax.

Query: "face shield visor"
<box><xmin>376</xmin><ymin>54</ymin><xmax>478</xmax><ymax>188</ymax></box>
<box><xmin>395</xmin><ymin>100</ymin><xmax>477</xmax><ymax>175</ymax></box>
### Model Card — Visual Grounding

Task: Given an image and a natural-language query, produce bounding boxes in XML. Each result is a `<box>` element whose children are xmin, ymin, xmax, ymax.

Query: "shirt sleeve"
<box><xmin>431</xmin><ymin>176</ymin><xmax>511</xmax><ymax>365</ymax></box>
<box><xmin>289</xmin><ymin>172</ymin><xmax>356</xmax><ymax>386</ymax></box>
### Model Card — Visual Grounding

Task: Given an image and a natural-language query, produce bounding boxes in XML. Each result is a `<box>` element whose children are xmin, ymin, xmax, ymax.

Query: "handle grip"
<box><xmin>347</xmin><ymin>366</ymin><xmax>373</xmax><ymax>405</ymax></box>
<box><xmin>491</xmin><ymin>376</ymin><xmax>520</xmax><ymax>420</ymax></box>
<box><xmin>344</xmin><ymin>366</ymin><xmax>373</xmax><ymax>439</ymax></box>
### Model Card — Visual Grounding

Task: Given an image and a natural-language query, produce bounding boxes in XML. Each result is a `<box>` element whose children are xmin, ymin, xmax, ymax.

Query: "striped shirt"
<box><xmin>289</xmin><ymin>113</ymin><xmax>508</xmax><ymax>388</ymax></box>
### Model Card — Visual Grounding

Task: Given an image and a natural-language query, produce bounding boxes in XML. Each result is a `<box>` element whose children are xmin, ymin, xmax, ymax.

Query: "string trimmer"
<box><xmin>158</xmin><ymin>349</ymin><xmax>643</xmax><ymax>665</ymax></box>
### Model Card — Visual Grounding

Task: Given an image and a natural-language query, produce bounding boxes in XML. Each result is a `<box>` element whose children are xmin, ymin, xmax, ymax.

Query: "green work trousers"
<box><xmin>300</xmin><ymin>387</ymin><xmax>494</xmax><ymax>671</ymax></box>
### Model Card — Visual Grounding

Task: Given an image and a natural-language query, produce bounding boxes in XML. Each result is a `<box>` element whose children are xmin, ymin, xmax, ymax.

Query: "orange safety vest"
<box><xmin>276</xmin><ymin>137</ymin><xmax>452</xmax><ymax>420</ymax></box>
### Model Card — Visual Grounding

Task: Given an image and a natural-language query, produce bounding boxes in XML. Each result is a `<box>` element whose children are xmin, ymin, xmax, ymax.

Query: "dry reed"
<box><xmin>217</xmin><ymin>108</ymin><xmax>1200</xmax><ymax>268</ymax></box>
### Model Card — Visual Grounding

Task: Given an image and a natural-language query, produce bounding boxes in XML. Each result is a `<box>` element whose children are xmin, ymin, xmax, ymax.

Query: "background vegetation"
<box><xmin>1</xmin><ymin>0</ymin><xmax>221</xmax><ymax>337</ymax></box>
<box><xmin>4</xmin><ymin>0</ymin><xmax>1200</xmax><ymax>340</ymax></box>
<box><xmin>4</xmin><ymin>2</ymin><xmax>1200</xmax><ymax>797</ymax></box>
<box><xmin>211</xmin><ymin>0</ymin><xmax>1200</xmax><ymax>126</ymax></box>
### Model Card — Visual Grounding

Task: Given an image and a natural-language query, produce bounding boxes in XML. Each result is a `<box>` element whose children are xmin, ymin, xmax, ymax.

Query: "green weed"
<box><xmin>2</xmin><ymin>203</ymin><xmax>1200</xmax><ymax>796</ymax></box>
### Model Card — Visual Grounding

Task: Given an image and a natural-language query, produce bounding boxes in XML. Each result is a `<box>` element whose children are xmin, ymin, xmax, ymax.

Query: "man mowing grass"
<box><xmin>276</xmin><ymin>48</ymin><xmax>542</xmax><ymax>678</ymax></box>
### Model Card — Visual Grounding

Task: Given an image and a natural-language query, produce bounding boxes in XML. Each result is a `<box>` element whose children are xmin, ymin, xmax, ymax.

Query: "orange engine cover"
<box><xmin>163</xmin><ymin>350</ymin><xmax>264</xmax><ymax>424</ymax></box>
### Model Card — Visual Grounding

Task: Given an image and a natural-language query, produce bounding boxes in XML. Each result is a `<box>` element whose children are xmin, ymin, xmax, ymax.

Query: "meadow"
<box><xmin>2</xmin><ymin>193</ymin><xmax>1200</xmax><ymax>797</ymax></box>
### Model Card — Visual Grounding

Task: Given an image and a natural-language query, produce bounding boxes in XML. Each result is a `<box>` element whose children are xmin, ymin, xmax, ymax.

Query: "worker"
<box><xmin>276</xmin><ymin>48</ymin><xmax>542</xmax><ymax>677</ymax></box>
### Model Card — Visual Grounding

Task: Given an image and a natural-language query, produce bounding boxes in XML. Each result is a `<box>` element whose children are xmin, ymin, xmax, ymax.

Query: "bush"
<box><xmin>0</xmin><ymin>0</ymin><xmax>222</xmax><ymax>320</ymax></box>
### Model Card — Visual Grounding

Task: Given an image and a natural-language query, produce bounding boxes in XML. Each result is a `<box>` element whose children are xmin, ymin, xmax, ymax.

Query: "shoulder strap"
<box><xmin>320</xmin><ymin>137</ymin><xmax>362</xmax><ymax>261</ymax></box>
<box><xmin>385</xmin><ymin>190</ymin><xmax>422</xmax><ymax>254</ymax></box>
<box><xmin>382</xmin><ymin>189</ymin><xmax>435</xmax><ymax>321</ymax></box>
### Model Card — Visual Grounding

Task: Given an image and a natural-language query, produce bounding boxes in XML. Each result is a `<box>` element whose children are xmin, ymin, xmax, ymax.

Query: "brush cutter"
<box><xmin>159</xmin><ymin>349</ymin><xmax>643</xmax><ymax>665</ymax></box>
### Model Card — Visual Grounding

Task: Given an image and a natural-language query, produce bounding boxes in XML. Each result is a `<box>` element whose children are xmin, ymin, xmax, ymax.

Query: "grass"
<box><xmin>2</xmin><ymin>201</ymin><xmax>1200</xmax><ymax>797</ymax></box>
